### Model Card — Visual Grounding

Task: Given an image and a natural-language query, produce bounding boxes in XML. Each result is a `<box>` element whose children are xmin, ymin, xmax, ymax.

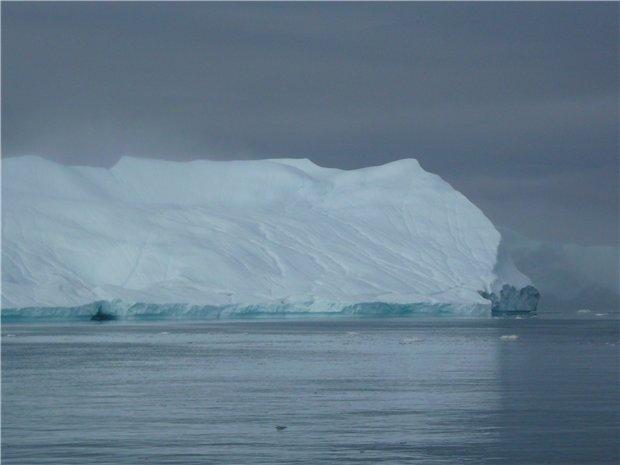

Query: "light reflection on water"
<box><xmin>2</xmin><ymin>318</ymin><xmax>618</xmax><ymax>464</ymax></box>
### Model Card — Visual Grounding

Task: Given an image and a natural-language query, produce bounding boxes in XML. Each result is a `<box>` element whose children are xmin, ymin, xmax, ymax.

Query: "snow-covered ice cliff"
<box><xmin>1</xmin><ymin>156</ymin><xmax>533</xmax><ymax>319</ymax></box>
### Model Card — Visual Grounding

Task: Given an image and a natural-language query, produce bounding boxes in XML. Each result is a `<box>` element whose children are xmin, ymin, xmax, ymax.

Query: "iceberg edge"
<box><xmin>479</xmin><ymin>285</ymin><xmax>540</xmax><ymax>315</ymax></box>
<box><xmin>1</xmin><ymin>299</ymin><xmax>493</xmax><ymax>322</ymax></box>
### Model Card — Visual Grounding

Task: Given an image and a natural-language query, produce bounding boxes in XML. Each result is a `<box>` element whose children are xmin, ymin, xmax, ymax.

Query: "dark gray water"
<box><xmin>2</xmin><ymin>318</ymin><xmax>619</xmax><ymax>464</ymax></box>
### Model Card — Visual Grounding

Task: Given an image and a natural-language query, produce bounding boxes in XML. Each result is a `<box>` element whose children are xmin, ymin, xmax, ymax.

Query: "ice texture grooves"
<box><xmin>1</xmin><ymin>156</ymin><xmax>529</xmax><ymax>317</ymax></box>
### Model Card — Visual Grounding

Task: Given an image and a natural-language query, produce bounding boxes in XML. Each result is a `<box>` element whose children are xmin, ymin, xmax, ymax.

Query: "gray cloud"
<box><xmin>2</xmin><ymin>2</ymin><xmax>618</xmax><ymax>245</ymax></box>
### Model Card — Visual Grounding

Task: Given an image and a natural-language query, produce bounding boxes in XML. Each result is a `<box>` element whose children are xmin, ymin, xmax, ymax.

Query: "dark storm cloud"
<box><xmin>2</xmin><ymin>2</ymin><xmax>618</xmax><ymax>245</ymax></box>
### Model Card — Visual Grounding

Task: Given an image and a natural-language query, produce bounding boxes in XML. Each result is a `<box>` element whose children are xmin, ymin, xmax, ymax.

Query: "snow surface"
<box><xmin>1</xmin><ymin>156</ymin><xmax>530</xmax><ymax>317</ymax></box>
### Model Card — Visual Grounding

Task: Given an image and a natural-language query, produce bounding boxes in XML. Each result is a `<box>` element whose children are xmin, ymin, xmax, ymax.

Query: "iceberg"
<box><xmin>1</xmin><ymin>156</ymin><xmax>535</xmax><ymax>320</ymax></box>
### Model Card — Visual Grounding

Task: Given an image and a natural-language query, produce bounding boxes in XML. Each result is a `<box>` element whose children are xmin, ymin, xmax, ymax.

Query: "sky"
<box><xmin>2</xmin><ymin>2</ymin><xmax>618</xmax><ymax>246</ymax></box>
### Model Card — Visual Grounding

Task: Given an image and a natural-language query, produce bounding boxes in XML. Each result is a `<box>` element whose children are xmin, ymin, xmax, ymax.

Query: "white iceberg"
<box><xmin>1</xmin><ymin>156</ymin><xmax>533</xmax><ymax>319</ymax></box>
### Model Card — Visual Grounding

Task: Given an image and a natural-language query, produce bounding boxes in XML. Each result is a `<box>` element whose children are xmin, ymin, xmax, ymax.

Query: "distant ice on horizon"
<box><xmin>500</xmin><ymin>228</ymin><xmax>619</xmax><ymax>312</ymax></box>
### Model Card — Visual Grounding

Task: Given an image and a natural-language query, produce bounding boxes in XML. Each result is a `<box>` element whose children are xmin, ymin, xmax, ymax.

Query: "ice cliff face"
<box><xmin>1</xmin><ymin>156</ymin><xmax>532</xmax><ymax>317</ymax></box>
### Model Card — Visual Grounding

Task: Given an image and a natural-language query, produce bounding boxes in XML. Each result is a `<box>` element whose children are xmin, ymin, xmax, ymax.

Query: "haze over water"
<box><xmin>2</xmin><ymin>317</ymin><xmax>618</xmax><ymax>464</ymax></box>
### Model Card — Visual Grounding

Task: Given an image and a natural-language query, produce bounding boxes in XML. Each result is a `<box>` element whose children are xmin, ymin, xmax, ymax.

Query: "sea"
<box><xmin>2</xmin><ymin>315</ymin><xmax>619</xmax><ymax>464</ymax></box>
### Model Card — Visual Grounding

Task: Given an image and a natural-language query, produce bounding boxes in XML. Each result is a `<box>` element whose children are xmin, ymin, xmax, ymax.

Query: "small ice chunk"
<box><xmin>577</xmin><ymin>309</ymin><xmax>591</xmax><ymax>314</ymax></box>
<box><xmin>499</xmin><ymin>335</ymin><xmax>519</xmax><ymax>341</ymax></box>
<box><xmin>399</xmin><ymin>337</ymin><xmax>420</xmax><ymax>344</ymax></box>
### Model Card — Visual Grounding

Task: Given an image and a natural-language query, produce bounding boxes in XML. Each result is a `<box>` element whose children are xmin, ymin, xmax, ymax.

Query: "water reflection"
<box><xmin>493</xmin><ymin>318</ymin><xmax>620</xmax><ymax>464</ymax></box>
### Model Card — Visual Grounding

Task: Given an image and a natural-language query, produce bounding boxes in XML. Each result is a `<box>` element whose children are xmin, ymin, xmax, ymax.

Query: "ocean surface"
<box><xmin>2</xmin><ymin>316</ymin><xmax>619</xmax><ymax>464</ymax></box>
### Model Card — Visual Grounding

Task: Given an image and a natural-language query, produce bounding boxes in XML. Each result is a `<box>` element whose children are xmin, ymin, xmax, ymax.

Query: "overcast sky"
<box><xmin>2</xmin><ymin>2</ymin><xmax>618</xmax><ymax>246</ymax></box>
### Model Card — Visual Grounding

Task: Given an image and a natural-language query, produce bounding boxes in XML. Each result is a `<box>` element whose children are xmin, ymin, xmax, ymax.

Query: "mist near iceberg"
<box><xmin>1</xmin><ymin>156</ymin><xmax>536</xmax><ymax>320</ymax></box>
<box><xmin>500</xmin><ymin>229</ymin><xmax>619</xmax><ymax>312</ymax></box>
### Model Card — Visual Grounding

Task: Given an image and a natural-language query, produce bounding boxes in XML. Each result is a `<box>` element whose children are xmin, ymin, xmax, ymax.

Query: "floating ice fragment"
<box><xmin>499</xmin><ymin>335</ymin><xmax>519</xmax><ymax>341</ymax></box>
